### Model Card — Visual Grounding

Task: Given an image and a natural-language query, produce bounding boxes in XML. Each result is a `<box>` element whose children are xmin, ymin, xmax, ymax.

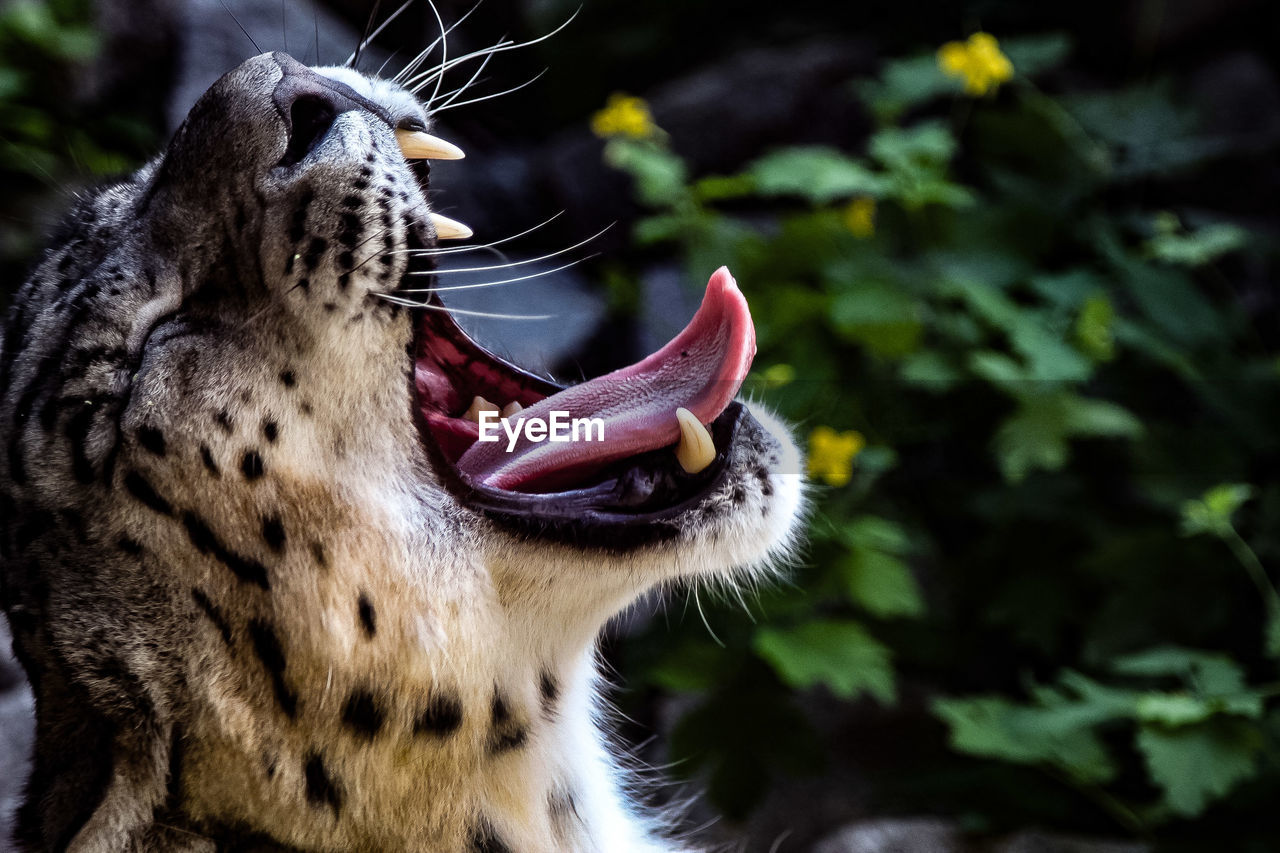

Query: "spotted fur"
<box><xmin>0</xmin><ymin>52</ymin><xmax>805</xmax><ymax>851</ymax></box>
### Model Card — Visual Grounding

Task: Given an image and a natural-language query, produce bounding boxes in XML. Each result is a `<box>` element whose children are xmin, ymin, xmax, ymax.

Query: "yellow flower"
<box><xmin>937</xmin><ymin>32</ymin><xmax>1014</xmax><ymax>96</ymax></box>
<box><xmin>590</xmin><ymin>93</ymin><xmax>656</xmax><ymax>139</ymax></box>
<box><xmin>807</xmin><ymin>426</ymin><xmax>866</xmax><ymax>487</ymax></box>
<box><xmin>843</xmin><ymin>197</ymin><xmax>876</xmax><ymax>239</ymax></box>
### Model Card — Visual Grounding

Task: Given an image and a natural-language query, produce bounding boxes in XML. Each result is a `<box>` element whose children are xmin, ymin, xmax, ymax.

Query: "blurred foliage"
<box><xmin>0</xmin><ymin>0</ymin><xmax>153</xmax><ymax>280</ymax></box>
<box><xmin>600</xmin><ymin>32</ymin><xmax>1280</xmax><ymax>842</ymax></box>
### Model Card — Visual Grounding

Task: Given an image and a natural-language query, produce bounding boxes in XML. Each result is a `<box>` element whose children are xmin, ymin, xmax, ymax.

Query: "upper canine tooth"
<box><xmin>674</xmin><ymin>407</ymin><xmax>716</xmax><ymax>474</ymax></box>
<box><xmin>501</xmin><ymin>401</ymin><xmax>524</xmax><ymax>418</ymax></box>
<box><xmin>395</xmin><ymin>129</ymin><xmax>465</xmax><ymax>160</ymax></box>
<box><xmin>430</xmin><ymin>212</ymin><xmax>473</xmax><ymax>240</ymax></box>
<box><xmin>464</xmin><ymin>395</ymin><xmax>500</xmax><ymax>423</ymax></box>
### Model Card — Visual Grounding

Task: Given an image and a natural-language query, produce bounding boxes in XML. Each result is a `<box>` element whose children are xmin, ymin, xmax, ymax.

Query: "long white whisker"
<box><xmin>436</xmin><ymin>43</ymin><xmax>498</xmax><ymax>110</ymax></box>
<box><xmin>406</xmin><ymin>37</ymin><xmax>513</xmax><ymax>93</ymax></box>
<box><xmin>431</xmin><ymin>70</ymin><xmax>547</xmax><ymax>113</ymax></box>
<box><xmin>384</xmin><ymin>212</ymin><xmax>566</xmax><ymax>258</ymax></box>
<box><xmin>423</xmin><ymin>0</ymin><xmax>450</xmax><ymax>110</ymax></box>
<box><xmin>408</xmin><ymin>225</ymin><xmax>610</xmax><ymax>275</ymax></box>
<box><xmin>343</xmin><ymin>0</ymin><xmax>415</xmax><ymax>67</ymax></box>
<box><xmin>376</xmin><ymin>48</ymin><xmax>402</xmax><ymax>78</ymax></box>
<box><xmin>393</xmin><ymin>0</ymin><xmax>484</xmax><ymax>84</ymax></box>
<box><xmin>409</xmin><ymin>9</ymin><xmax>576</xmax><ymax>96</ymax></box>
<box><xmin>376</xmin><ymin>294</ymin><xmax>553</xmax><ymax>320</ymax></box>
<box><xmin>400</xmin><ymin>256</ymin><xmax>597</xmax><ymax>292</ymax></box>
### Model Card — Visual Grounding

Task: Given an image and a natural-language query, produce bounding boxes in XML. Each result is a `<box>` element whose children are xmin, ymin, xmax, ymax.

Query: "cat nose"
<box><xmin>270</xmin><ymin>52</ymin><xmax>394</xmax><ymax>167</ymax></box>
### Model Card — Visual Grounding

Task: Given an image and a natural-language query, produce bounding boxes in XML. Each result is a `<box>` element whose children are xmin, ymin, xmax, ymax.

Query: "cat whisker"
<box><xmin>406</xmin><ymin>225</ymin><xmax>609</xmax><ymax>275</ymax></box>
<box><xmin>375</xmin><ymin>294</ymin><xmax>553</xmax><ymax>320</ymax></box>
<box><xmin>408</xmin><ymin>9</ymin><xmax>577</xmax><ymax>98</ymax></box>
<box><xmin>431</xmin><ymin>69</ymin><xmax>547</xmax><ymax>114</ymax></box>
<box><xmin>435</xmin><ymin>41</ymin><xmax>499</xmax><ymax>110</ymax></box>
<box><xmin>344</xmin><ymin>0</ymin><xmax>415</xmax><ymax>68</ymax></box>
<box><xmin>399</xmin><ymin>256</ymin><xmax>597</xmax><ymax>292</ymax></box>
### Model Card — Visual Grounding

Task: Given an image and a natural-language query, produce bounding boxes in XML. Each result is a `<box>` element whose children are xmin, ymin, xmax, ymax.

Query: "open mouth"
<box><xmin>390</xmin><ymin>130</ymin><xmax>758</xmax><ymax>539</ymax></box>
<box><xmin>410</xmin><ymin>267</ymin><xmax>757</xmax><ymax>536</ymax></box>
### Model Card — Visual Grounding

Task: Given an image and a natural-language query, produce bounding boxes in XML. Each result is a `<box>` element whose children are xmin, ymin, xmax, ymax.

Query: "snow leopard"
<box><xmin>0</xmin><ymin>47</ymin><xmax>804</xmax><ymax>852</ymax></box>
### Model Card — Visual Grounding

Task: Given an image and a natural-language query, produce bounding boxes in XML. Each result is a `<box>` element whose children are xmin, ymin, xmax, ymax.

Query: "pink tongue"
<box><xmin>456</xmin><ymin>267</ymin><xmax>755</xmax><ymax>491</ymax></box>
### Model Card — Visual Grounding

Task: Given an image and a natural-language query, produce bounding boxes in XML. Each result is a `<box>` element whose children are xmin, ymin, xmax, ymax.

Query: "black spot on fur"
<box><xmin>262</xmin><ymin>420</ymin><xmax>278</xmax><ymax>443</ymax></box>
<box><xmin>249</xmin><ymin>619</ymin><xmax>297</xmax><ymax>718</ymax></box>
<box><xmin>341</xmin><ymin>690</ymin><xmax>384</xmax><ymax>739</ymax></box>
<box><xmin>117</xmin><ymin>536</ymin><xmax>143</xmax><ymax>556</ymax></box>
<box><xmin>191</xmin><ymin>588</ymin><xmax>233</xmax><ymax>646</ymax></box>
<box><xmin>241</xmin><ymin>449</ymin><xmax>265</xmax><ymax>480</ymax></box>
<box><xmin>539</xmin><ymin>670</ymin><xmax>560</xmax><ymax>715</ymax></box>
<box><xmin>303</xmin><ymin>237</ymin><xmax>328</xmax><ymax>271</ymax></box>
<box><xmin>183</xmin><ymin>512</ymin><xmax>270</xmax><ymax>590</ymax></box>
<box><xmin>469</xmin><ymin>820</ymin><xmax>512</xmax><ymax>853</ymax></box>
<box><xmin>136</xmin><ymin>424</ymin><xmax>166</xmax><ymax>456</ymax></box>
<box><xmin>489</xmin><ymin>691</ymin><xmax>527</xmax><ymax>754</ymax></box>
<box><xmin>311</xmin><ymin>541</ymin><xmax>327</xmax><ymax>568</ymax></box>
<box><xmin>414</xmin><ymin>692</ymin><xmax>463</xmax><ymax>737</ymax></box>
<box><xmin>200</xmin><ymin>444</ymin><xmax>220</xmax><ymax>476</ymax></box>
<box><xmin>337</xmin><ymin>213</ymin><xmax>363</xmax><ymax>247</ymax></box>
<box><xmin>357</xmin><ymin>594</ymin><xmax>376</xmax><ymax>637</ymax></box>
<box><xmin>303</xmin><ymin>753</ymin><xmax>342</xmax><ymax>816</ymax></box>
<box><xmin>279</xmin><ymin>369</ymin><xmax>296</xmax><ymax>388</ymax></box>
<box><xmin>215</xmin><ymin>409</ymin><xmax>233</xmax><ymax>433</ymax></box>
<box><xmin>123</xmin><ymin>470</ymin><xmax>172</xmax><ymax>516</ymax></box>
<box><xmin>261</xmin><ymin>515</ymin><xmax>286</xmax><ymax>552</ymax></box>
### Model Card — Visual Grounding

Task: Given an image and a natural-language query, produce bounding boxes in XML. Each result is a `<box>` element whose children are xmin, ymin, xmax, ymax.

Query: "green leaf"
<box><xmin>1180</xmin><ymin>483</ymin><xmax>1252</xmax><ymax>537</ymax></box>
<box><xmin>992</xmin><ymin>393</ymin><xmax>1141</xmax><ymax>482</ymax></box>
<box><xmin>1061</xmin><ymin>397</ymin><xmax>1143</xmax><ymax>438</ymax></box>
<box><xmin>993</xmin><ymin>399</ymin><xmax>1068</xmax><ymax>482</ymax></box>
<box><xmin>1136</xmin><ymin>721</ymin><xmax>1262</xmax><ymax>817</ymax></box>
<box><xmin>1075</xmin><ymin>294</ymin><xmax>1116</xmax><ymax>362</ymax></box>
<box><xmin>871</xmin><ymin>122</ymin><xmax>958</xmax><ymax>171</ymax></box>
<box><xmin>1147</xmin><ymin>222</ymin><xmax>1249</xmax><ymax>267</ymax></box>
<box><xmin>604</xmin><ymin>138</ymin><xmax>688</xmax><ymax>208</ymax></box>
<box><xmin>860</xmin><ymin>53</ymin><xmax>962</xmax><ymax>121</ymax></box>
<box><xmin>1000</xmin><ymin>33</ymin><xmax>1073</xmax><ymax>77</ymax></box>
<box><xmin>840</xmin><ymin>547</ymin><xmax>925</xmax><ymax>619</ymax></box>
<box><xmin>842</xmin><ymin>515</ymin><xmax>910</xmax><ymax>553</ymax></box>
<box><xmin>1112</xmin><ymin>646</ymin><xmax>1245</xmax><ymax>693</ymax></box>
<box><xmin>899</xmin><ymin>350</ymin><xmax>961</xmax><ymax>391</ymax></box>
<box><xmin>828</xmin><ymin>281</ymin><xmax>923</xmax><ymax>358</ymax></box>
<box><xmin>747</xmin><ymin>147</ymin><xmax>884</xmax><ymax>204</ymax></box>
<box><xmin>754</xmin><ymin>620</ymin><xmax>896</xmax><ymax>703</ymax></box>
<box><xmin>1118</xmin><ymin>259</ymin><xmax>1225</xmax><ymax>347</ymax></box>
<box><xmin>933</xmin><ymin>695</ymin><xmax>1118</xmax><ymax>784</ymax></box>
<box><xmin>1135</xmin><ymin>693</ymin><xmax>1215</xmax><ymax>727</ymax></box>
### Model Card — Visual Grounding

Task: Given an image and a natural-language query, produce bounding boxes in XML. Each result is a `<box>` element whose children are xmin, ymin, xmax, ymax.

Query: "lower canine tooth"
<box><xmin>501</xmin><ymin>401</ymin><xmax>523</xmax><ymax>418</ymax></box>
<box><xmin>429</xmin><ymin>212</ymin><xmax>473</xmax><ymax>240</ymax></box>
<box><xmin>464</xmin><ymin>395</ymin><xmax>499</xmax><ymax>423</ymax></box>
<box><xmin>674</xmin><ymin>407</ymin><xmax>715</xmax><ymax>474</ymax></box>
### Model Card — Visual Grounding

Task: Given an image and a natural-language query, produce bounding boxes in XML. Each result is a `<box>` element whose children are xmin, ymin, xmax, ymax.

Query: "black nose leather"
<box><xmin>271</xmin><ymin>52</ymin><xmax>395</xmax><ymax>166</ymax></box>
